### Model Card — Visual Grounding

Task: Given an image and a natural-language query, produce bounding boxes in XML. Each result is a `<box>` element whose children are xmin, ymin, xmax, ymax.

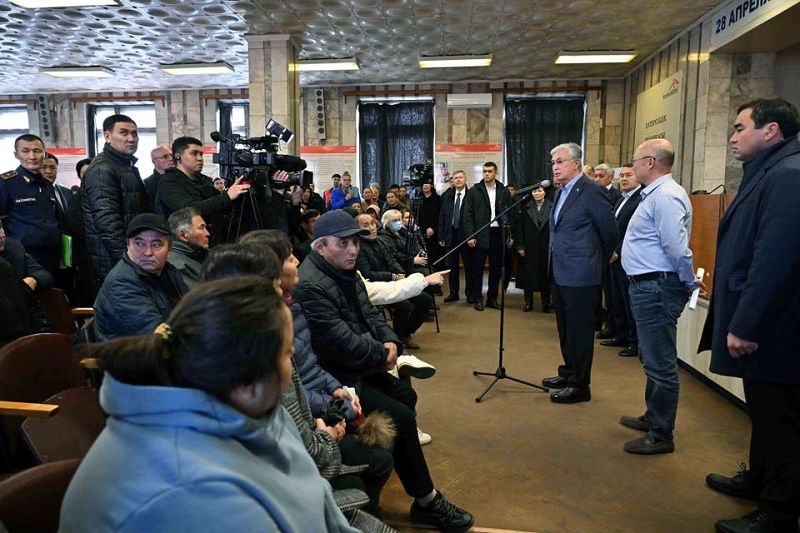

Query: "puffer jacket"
<box><xmin>290</xmin><ymin>301</ymin><xmax>357</xmax><ymax>420</ymax></box>
<box><xmin>292</xmin><ymin>251</ymin><xmax>401</xmax><ymax>385</ymax></box>
<box><xmin>355</xmin><ymin>235</ymin><xmax>403</xmax><ymax>282</ymax></box>
<box><xmin>82</xmin><ymin>144</ymin><xmax>150</xmax><ymax>296</ymax></box>
<box><xmin>93</xmin><ymin>255</ymin><xmax>188</xmax><ymax>342</ymax></box>
<box><xmin>166</xmin><ymin>240</ymin><xmax>207</xmax><ymax>289</ymax></box>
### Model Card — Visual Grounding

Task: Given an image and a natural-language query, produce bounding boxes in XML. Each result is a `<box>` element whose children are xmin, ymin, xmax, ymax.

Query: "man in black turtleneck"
<box><xmin>82</xmin><ymin>114</ymin><xmax>150</xmax><ymax>301</ymax></box>
<box><xmin>155</xmin><ymin>136</ymin><xmax>248</xmax><ymax>247</ymax></box>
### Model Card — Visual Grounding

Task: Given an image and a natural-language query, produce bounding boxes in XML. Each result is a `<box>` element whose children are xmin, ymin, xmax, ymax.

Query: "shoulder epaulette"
<box><xmin>0</xmin><ymin>170</ymin><xmax>17</xmax><ymax>180</ymax></box>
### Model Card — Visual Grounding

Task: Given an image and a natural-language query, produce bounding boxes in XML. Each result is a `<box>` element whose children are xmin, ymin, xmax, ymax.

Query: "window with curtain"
<box><xmin>358</xmin><ymin>101</ymin><xmax>434</xmax><ymax>193</ymax></box>
<box><xmin>0</xmin><ymin>107</ymin><xmax>29</xmax><ymax>172</ymax></box>
<box><xmin>88</xmin><ymin>104</ymin><xmax>157</xmax><ymax>178</ymax></box>
<box><xmin>504</xmin><ymin>97</ymin><xmax>585</xmax><ymax>189</ymax></box>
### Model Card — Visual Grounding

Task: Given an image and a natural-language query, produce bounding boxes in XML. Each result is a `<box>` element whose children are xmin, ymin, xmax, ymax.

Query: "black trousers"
<box><xmin>471</xmin><ymin>227</ymin><xmax>503</xmax><ymax>303</ymax></box>
<box><xmin>743</xmin><ymin>379</ymin><xmax>800</xmax><ymax>519</ymax></box>
<box><xmin>358</xmin><ymin>372</ymin><xmax>434</xmax><ymax>498</ymax></box>
<box><xmin>610</xmin><ymin>263</ymin><xmax>637</xmax><ymax>345</ymax></box>
<box><xmin>389</xmin><ymin>292</ymin><xmax>432</xmax><ymax>338</ymax></box>
<box><xmin>524</xmin><ymin>288</ymin><xmax>551</xmax><ymax>308</ymax></box>
<box><xmin>552</xmin><ymin>283</ymin><xmax>596</xmax><ymax>388</ymax></box>
<box><xmin>337</xmin><ymin>433</ymin><xmax>394</xmax><ymax>512</ymax></box>
<box><xmin>594</xmin><ymin>263</ymin><xmax>613</xmax><ymax>331</ymax></box>
<box><xmin>445</xmin><ymin>227</ymin><xmax>477</xmax><ymax>300</ymax></box>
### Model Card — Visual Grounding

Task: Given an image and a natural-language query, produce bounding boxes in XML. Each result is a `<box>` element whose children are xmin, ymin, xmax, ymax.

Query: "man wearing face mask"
<box><xmin>0</xmin><ymin>134</ymin><xmax>63</xmax><ymax>277</ymax></box>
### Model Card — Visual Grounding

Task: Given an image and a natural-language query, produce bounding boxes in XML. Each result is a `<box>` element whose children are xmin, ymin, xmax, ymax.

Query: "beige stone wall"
<box><xmin>622</xmin><ymin>15</ymin><xmax>775</xmax><ymax>192</ymax></box>
<box><xmin>301</xmin><ymin>79</ymin><xmax>624</xmax><ymax>170</ymax></box>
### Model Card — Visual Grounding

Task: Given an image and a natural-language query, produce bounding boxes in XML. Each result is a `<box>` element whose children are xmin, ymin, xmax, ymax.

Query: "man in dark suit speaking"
<box><xmin>542</xmin><ymin>142</ymin><xmax>617</xmax><ymax>404</ymax></box>
<box><xmin>699</xmin><ymin>98</ymin><xmax>800</xmax><ymax>533</ymax></box>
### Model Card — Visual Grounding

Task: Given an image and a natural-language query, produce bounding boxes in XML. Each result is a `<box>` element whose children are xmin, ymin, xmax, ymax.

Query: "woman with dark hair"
<box><xmin>60</xmin><ymin>276</ymin><xmax>361</xmax><ymax>532</ymax></box>
<box><xmin>241</xmin><ymin>229</ymin><xmax>395</xmax><ymax>518</ymax></box>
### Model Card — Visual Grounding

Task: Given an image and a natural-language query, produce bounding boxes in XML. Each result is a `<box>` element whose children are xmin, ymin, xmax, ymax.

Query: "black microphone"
<box><xmin>210</xmin><ymin>131</ymin><xmax>224</xmax><ymax>143</ymax></box>
<box><xmin>691</xmin><ymin>183</ymin><xmax>726</xmax><ymax>195</ymax></box>
<box><xmin>273</xmin><ymin>154</ymin><xmax>307</xmax><ymax>172</ymax></box>
<box><xmin>515</xmin><ymin>180</ymin><xmax>552</xmax><ymax>196</ymax></box>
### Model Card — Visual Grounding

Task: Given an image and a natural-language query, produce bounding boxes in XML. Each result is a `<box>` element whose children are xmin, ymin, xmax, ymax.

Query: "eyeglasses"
<box><xmin>152</xmin><ymin>154</ymin><xmax>172</xmax><ymax>162</ymax></box>
<box><xmin>549</xmin><ymin>158</ymin><xmax>576</xmax><ymax>166</ymax></box>
<box><xmin>630</xmin><ymin>155</ymin><xmax>655</xmax><ymax>165</ymax></box>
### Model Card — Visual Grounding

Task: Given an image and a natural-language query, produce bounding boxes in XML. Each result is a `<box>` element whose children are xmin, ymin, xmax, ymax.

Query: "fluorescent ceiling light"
<box><xmin>159</xmin><ymin>62</ymin><xmax>235</xmax><ymax>75</ymax></box>
<box><xmin>298</xmin><ymin>59</ymin><xmax>359</xmax><ymax>71</ymax></box>
<box><xmin>419</xmin><ymin>55</ymin><xmax>492</xmax><ymax>68</ymax></box>
<box><xmin>11</xmin><ymin>0</ymin><xmax>118</xmax><ymax>7</ymax></box>
<box><xmin>40</xmin><ymin>66</ymin><xmax>115</xmax><ymax>78</ymax></box>
<box><xmin>555</xmin><ymin>51</ymin><xmax>637</xmax><ymax>64</ymax></box>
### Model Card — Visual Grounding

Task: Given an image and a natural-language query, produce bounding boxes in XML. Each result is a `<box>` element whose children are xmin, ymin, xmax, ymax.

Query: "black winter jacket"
<box><xmin>81</xmin><ymin>144</ymin><xmax>150</xmax><ymax>294</ymax></box>
<box><xmin>292</xmin><ymin>251</ymin><xmax>402</xmax><ymax>385</ymax></box>
<box><xmin>156</xmin><ymin>169</ymin><xmax>231</xmax><ymax>246</ymax></box>
<box><xmin>0</xmin><ymin>258</ymin><xmax>54</xmax><ymax>348</ymax></box>
<box><xmin>93</xmin><ymin>255</ymin><xmax>188</xmax><ymax>342</ymax></box>
<box><xmin>355</xmin><ymin>235</ymin><xmax>403</xmax><ymax>282</ymax></box>
<box><xmin>166</xmin><ymin>240</ymin><xmax>207</xmax><ymax>290</ymax></box>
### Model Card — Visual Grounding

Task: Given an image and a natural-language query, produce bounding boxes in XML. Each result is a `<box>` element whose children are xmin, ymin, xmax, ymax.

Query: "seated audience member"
<box><xmin>60</xmin><ymin>277</ymin><xmax>361</xmax><ymax>532</ymax></box>
<box><xmin>293</xmin><ymin>210</ymin><xmax>474</xmax><ymax>532</ymax></box>
<box><xmin>93</xmin><ymin>214</ymin><xmax>188</xmax><ymax>342</ymax></box>
<box><xmin>293</xmin><ymin>209</ymin><xmax>320</xmax><ymax>264</ymax></box>
<box><xmin>237</xmin><ymin>230</ymin><xmax>395</xmax><ymax>516</ymax></box>
<box><xmin>362</xmin><ymin>187</ymin><xmax>375</xmax><ymax>207</ymax></box>
<box><xmin>0</xmin><ymin>215</ymin><xmax>54</xmax><ymax>291</ymax></box>
<box><xmin>167</xmin><ymin>207</ymin><xmax>210</xmax><ymax>289</ymax></box>
<box><xmin>0</xmin><ymin>257</ymin><xmax>54</xmax><ymax>348</ymax></box>
<box><xmin>382</xmin><ymin>191</ymin><xmax>401</xmax><ymax>212</ymax></box>
<box><xmin>212</xmin><ymin>177</ymin><xmax>225</xmax><ymax>192</ymax></box>
<box><xmin>379</xmin><ymin>210</ymin><xmax>429</xmax><ymax>276</ymax></box>
<box><xmin>355</xmin><ymin>213</ymin><xmax>430</xmax><ymax>350</ymax></box>
<box><xmin>351</xmin><ymin>202</ymin><xmax>363</xmax><ymax>215</ymax></box>
<box><xmin>366</xmin><ymin>204</ymin><xmax>381</xmax><ymax>225</ymax></box>
<box><xmin>330</xmin><ymin>173</ymin><xmax>362</xmax><ymax>210</ymax></box>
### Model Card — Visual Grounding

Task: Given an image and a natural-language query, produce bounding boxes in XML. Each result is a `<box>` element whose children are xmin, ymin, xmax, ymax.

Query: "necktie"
<box><xmin>452</xmin><ymin>192</ymin><xmax>462</xmax><ymax>229</ymax></box>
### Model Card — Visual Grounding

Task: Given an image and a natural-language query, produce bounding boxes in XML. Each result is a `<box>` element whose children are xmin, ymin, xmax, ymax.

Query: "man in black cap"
<box><xmin>93</xmin><ymin>213</ymin><xmax>188</xmax><ymax>341</ymax></box>
<box><xmin>292</xmin><ymin>209</ymin><xmax>474</xmax><ymax>533</ymax></box>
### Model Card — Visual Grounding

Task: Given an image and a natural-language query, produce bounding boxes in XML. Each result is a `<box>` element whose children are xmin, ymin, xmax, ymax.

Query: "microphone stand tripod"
<box><xmin>433</xmin><ymin>192</ymin><xmax>549</xmax><ymax>402</ymax></box>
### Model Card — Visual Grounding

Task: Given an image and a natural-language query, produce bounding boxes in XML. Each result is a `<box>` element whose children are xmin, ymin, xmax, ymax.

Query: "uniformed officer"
<box><xmin>0</xmin><ymin>134</ymin><xmax>64</xmax><ymax>276</ymax></box>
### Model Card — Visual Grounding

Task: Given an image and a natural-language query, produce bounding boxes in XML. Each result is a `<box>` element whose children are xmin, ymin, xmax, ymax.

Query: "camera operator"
<box><xmin>156</xmin><ymin>136</ymin><xmax>249</xmax><ymax>246</ymax></box>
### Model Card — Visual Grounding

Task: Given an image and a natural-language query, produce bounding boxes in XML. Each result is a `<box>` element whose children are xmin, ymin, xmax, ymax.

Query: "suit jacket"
<box><xmin>437</xmin><ymin>187</ymin><xmax>469</xmax><ymax>246</ymax></box>
<box><xmin>463</xmin><ymin>180</ymin><xmax>511</xmax><ymax>250</ymax></box>
<box><xmin>549</xmin><ymin>175</ymin><xmax>617</xmax><ymax>287</ymax></box>
<box><xmin>613</xmin><ymin>187</ymin><xmax>643</xmax><ymax>260</ymax></box>
<box><xmin>698</xmin><ymin>138</ymin><xmax>800</xmax><ymax>383</ymax></box>
<box><xmin>515</xmin><ymin>199</ymin><xmax>552</xmax><ymax>291</ymax></box>
<box><xmin>606</xmin><ymin>185</ymin><xmax>623</xmax><ymax>205</ymax></box>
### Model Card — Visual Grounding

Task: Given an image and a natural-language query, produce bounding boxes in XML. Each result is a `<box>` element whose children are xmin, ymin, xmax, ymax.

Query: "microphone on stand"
<box><xmin>515</xmin><ymin>179</ymin><xmax>552</xmax><ymax>196</ymax></box>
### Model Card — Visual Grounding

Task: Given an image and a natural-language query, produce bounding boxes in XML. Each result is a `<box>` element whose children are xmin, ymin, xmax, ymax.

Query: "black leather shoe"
<box><xmin>523</xmin><ymin>302</ymin><xmax>533</xmax><ymax>312</ymax></box>
<box><xmin>618</xmin><ymin>346</ymin><xmax>638</xmax><ymax>357</ymax></box>
<box><xmin>542</xmin><ymin>302</ymin><xmax>551</xmax><ymax>313</ymax></box>
<box><xmin>486</xmin><ymin>300</ymin><xmax>502</xmax><ymax>310</ymax></box>
<box><xmin>542</xmin><ymin>375</ymin><xmax>568</xmax><ymax>389</ymax></box>
<box><xmin>474</xmin><ymin>298</ymin><xmax>484</xmax><ymax>311</ymax></box>
<box><xmin>706</xmin><ymin>465</ymin><xmax>760</xmax><ymax>502</ymax></box>
<box><xmin>620</xmin><ymin>415</ymin><xmax>651</xmax><ymax>432</ymax></box>
<box><xmin>600</xmin><ymin>338</ymin><xmax>627</xmax><ymax>347</ymax></box>
<box><xmin>715</xmin><ymin>509</ymin><xmax>800</xmax><ymax>533</ymax></box>
<box><xmin>550</xmin><ymin>386</ymin><xmax>591</xmax><ymax>404</ymax></box>
<box><xmin>410</xmin><ymin>492</ymin><xmax>474</xmax><ymax>532</ymax></box>
<box><xmin>623</xmin><ymin>434</ymin><xmax>674</xmax><ymax>455</ymax></box>
<box><xmin>596</xmin><ymin>328</ymin><xmax>614</xmax><ymax>340</ymax></box>
<box><xmin>443</xmin><ymin>294</ymin><xmax>459</xmax><ymax>303</ymax></box>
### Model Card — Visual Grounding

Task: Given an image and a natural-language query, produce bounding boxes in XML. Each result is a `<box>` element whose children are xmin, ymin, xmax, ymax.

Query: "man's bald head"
<box><xmin>631</xmin><ymin>139</ymin><xmax>675</xmax><ymax>186</ymax></box>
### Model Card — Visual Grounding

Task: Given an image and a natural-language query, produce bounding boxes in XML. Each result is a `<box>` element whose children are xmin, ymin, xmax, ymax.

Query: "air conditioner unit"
<box><xmin>446</xmin><ymin>93</ymin><xmax>492</xmax><ymax>109</ymax></box>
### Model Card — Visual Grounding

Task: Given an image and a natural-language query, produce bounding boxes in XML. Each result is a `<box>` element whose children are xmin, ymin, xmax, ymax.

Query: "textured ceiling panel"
<box><xmin>0</xmin><ymin>0</ymin><xmax>723</xmax><ymax>94</ymax></box>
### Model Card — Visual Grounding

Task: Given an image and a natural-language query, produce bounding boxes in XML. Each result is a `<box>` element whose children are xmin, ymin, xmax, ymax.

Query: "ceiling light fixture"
<box><xmin>11</xmin><ymin>0</ymin><xmax>118</xmax><ymax>7</ymax></box>
<box><xmin>555</xmin><ymin>51</ymin><xmax>637</xmax><ymax>64</ymax></box>
<box><xmin>298</xmin><ymin>58</ymin><xmax>360</xmax><ymax>71</ymax></box>
<box><xmin>158</xmin><ymin>62</ymin><xmax>235</xmax><ymax>75</ymax></box>
<box><xmin>419</xmin><ymin>55</ymin><xmax>492</xmax><ymax>68</ymax></box>
<box><xmin>39</xmin><ymin>66</ymin><xmax>115</xmax><ymax>78</ymax></box>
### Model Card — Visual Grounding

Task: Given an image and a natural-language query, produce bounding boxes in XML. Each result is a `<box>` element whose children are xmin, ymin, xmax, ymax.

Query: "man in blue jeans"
<box><xmin>620</xmin><ymin>138</ymin><xmax>704</xmax><ymax>455</ymax></box>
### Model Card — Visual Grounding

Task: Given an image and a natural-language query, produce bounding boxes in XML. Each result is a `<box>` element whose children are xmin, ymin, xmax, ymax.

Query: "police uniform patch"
<box><xmin>1</xmin><ymin>170</ymin><xmax>17</xmax><ymax>180</ymax></box>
